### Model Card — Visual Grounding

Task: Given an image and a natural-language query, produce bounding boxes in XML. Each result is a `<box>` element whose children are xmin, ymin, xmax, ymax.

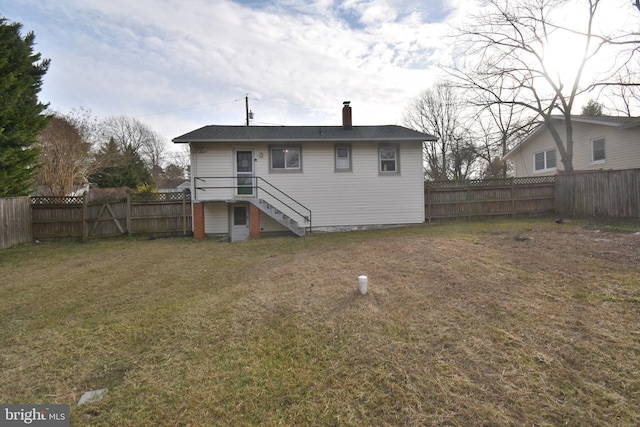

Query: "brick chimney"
<box><xmin>342</xmin><ymin>101</ymin><xmax>352</xmax><ymax>129</ymax></box>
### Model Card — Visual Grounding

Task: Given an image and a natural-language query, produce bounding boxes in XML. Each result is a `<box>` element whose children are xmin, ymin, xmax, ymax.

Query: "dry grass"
<box><xmin>1</xmin><ymin>218</ymin><xmax>639</xmax><ymax>426</ymax></box>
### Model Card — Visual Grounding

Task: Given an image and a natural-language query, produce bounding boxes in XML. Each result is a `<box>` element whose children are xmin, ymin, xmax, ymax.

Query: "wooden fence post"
<box><xmin>182</xmin><ymin>190</ymin><xmax>187</xmax><ymax>235</ymax></box>
<box><xmin>126</xmin><ymin>191</ymin><xmax>132</xmax><ymax>236</ymax></box>
<box><xmin>511</xmin><ymin>177</ymin><xmax>515</xmax><ymax>217</ymax></box>
<box><xmin>466</xmin><ymin>182</ymin><xmax>471</xmax><ymax>220</ymax></box>
<box><xmin>425</xmin><ymin>183</ymin><xmax>430</xmax><ymax>223</ymax></box>
<box><xmin>82</xmin><ymin>193</ymin><xmax>88</xmax><ymax>243</ymax></box>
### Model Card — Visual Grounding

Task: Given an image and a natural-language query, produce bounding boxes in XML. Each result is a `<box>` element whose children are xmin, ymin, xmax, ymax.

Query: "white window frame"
<box><xmin>591</xmin><ymin>137</ymin><xmax>606</xmax><ymax>164</ymax></box>
<box><xmin>269</xmin><ymin>145</ymin><xmax>302</xmax><ymax>172</ymax></box>
<box><xmin>533</xmin><ymin>149</ymin><xmax>556</xmax><ymax>173</ymax></box>
<box><xmin>379</xmin><ymin>144</ymin><xmax>400</xmax><ymax>174</ymax></box>
<box><xmin>334</xmin><ymin>144</ymin><xmax>352</xmax><ymax>172</ymax></box>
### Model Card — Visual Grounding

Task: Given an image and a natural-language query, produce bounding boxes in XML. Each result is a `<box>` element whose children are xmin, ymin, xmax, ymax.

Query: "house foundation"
<box><xmin>249</xmin><ymin>203</ymin><xmax>260</xmax><ymax>238</ymax></box>
<box><xmin>193</xmin><ymin>202</ymin><xmax>205</xmax><ymax>241</ymax></box>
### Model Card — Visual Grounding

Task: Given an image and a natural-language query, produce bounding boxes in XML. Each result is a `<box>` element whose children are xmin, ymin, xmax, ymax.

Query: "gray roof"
<box><xmin>173</xmin><ymin>125</ymin><xmax>436</xmax><ymax>143</ymax></box>
<box><xmin>560</xmin><ymin>115</ymin><xmax>640</xmax><ymax>128</ymax></box>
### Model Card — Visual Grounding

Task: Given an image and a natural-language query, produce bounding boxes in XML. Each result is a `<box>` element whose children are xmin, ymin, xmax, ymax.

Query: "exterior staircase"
<box><xmin>248</xmin><ymin>198</ymin><xmax>308</xmax><ymax>237</ymax></box>
<box><xmin>193</xmin><ymin>175</ymin><xmax>311</xmax><ymax>237</ymax></box>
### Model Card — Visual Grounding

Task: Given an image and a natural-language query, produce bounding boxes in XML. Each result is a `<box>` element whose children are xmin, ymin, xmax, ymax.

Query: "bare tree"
<box><xmin>101</xmin><ymin>115</ymin><xmax>149</xmax><ymax>152</ymax></box>
<box><xmin>598</xmin><ymin>65</ymin><xmax>640</xmax><ymax>116</ymax></box>
<box><xmin>99</xmin><ymin>115</ymin><xmax>167</xmax><ymax>179</ymax></box>
<box><xmin>474</xmin><ymin>98</ymin><xmax>536</xmax><ymax>178</ymax></box>
<box><xmin>448</xmin><ymin>0</ymin><xmax>640</xmax><ymax>173</ymax></box>
<box><xmin>35</xmin><ymin>114</ymin><xmax>91</xmax><ymax>196</ymax></box>
<box><xmin>404</xmin><ymin>83</ymin><xmax>477</xmax><ymax>181</ymax></box>
<box><xmin>142</xmin><ymin>132</ymin><xmax>168</xmax><ymax>182</ymax></box>
<box><xmin>173</xmin><ymin>144</ymin><xmax>191</xmax><ymax>179</ymax></box>
<box><xmin>67</xmin><ymin>107</ymin><xmax>101</xmax><ymax>147</ymax></box>
<box><xmin>163</xmin><ymin>163</ymin><xmax>186</xmax><ymax>180</ymax></box>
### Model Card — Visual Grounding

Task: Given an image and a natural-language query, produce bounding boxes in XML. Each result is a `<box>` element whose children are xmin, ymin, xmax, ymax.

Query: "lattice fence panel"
<box><xmin>131</xmin><ymin>191</ymin><xmax>190</xmax><ymax>202</ymax></box>
<box><xmin>31</xmin><ymin>196</ymin><xmax>84</xmax><ymax>205</ymax></box>
<box><xmin>426</xmin><ymin>176</ymin><xmax>555</xmax><ymax>190</ymax></box>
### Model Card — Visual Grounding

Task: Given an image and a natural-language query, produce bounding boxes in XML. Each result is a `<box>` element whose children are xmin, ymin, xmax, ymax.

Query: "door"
<box><xmin>236</xmin><ymin>150</ymin><xmax>254</xmax><ymax>196</ymax></box>
<box><xmin>230</xmin><ymin>205</ymin><xmax>250</xmax><ymax>242</ymax></box>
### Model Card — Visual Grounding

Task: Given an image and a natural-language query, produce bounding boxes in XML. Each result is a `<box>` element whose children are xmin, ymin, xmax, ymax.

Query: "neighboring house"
<box><xmin>68</xmin><ymin>183</ymin><xmax>90</xmax><ymax>197</ymax></box>
<box><xmin>157</xmin><ymin>179</ymin><xmax>191</xmax><ymax>193</ymax></box>
<box><xmin>503</xmin><ymin>115</ymin><xmax>640</xmax><ymax>177</ymax></box>
<box><xmin>172</xmin><ymin>102</ymin><xmax>436</xmax><ymax>241</ymax></box>
<box><xmin>176</xmin><ymin>180</ymin><xmax>191</xmax><ymax>193</ymax></box>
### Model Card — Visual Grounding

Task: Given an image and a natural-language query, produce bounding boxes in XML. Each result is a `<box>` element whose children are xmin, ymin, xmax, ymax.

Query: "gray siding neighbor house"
<box><xmin>172</xmin><ymin>102</ymin><xmax>436</xmax><ymax>241</ymax></box>
<box><xmin>503</xmin><ymin>115</ymin><xmax>640</xmax><ymax>177</ymax></box>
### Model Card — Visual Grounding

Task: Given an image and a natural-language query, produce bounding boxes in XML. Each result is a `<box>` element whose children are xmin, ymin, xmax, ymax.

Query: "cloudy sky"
<box><xmin>3</xmin><ymin>0</ymin><xmax>466</xmax><ymax>144</ymax></box>
<box><xmin>3</xmin><ymin>0</ymin><xmax>637</xmax><ymax>151</ymax></box>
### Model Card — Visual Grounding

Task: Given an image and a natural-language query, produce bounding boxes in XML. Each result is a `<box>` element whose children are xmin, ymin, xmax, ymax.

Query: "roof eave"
<box><xmin>552</xmin><ymin>115</ymin><xmax>640</xmax><ymax>127</ymax></box>
<box><xmin>173</xmin><ymin>137</ymin><xmax>436</xmax><ymax>144</ymax></box>
<box><xmin>502</xmin><ymin>123</ymin><xmax>545</xmax><ymax>161</ymax></box>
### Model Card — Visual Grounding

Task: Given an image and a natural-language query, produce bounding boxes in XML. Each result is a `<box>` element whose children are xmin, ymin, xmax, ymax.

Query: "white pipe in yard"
<box><xmin>358</xmin><ymin>275</ymin><xmax>368</xmax><ymax>294</ymax></box>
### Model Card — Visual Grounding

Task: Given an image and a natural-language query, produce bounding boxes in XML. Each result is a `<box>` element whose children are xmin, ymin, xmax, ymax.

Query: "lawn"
<box><xmin>1</xmin><ymin>218</ymin><xmax>639</xmax><ymax>426</ymax></box>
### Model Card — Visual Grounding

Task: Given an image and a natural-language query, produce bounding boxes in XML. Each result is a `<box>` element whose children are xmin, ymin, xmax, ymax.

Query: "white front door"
<box><xmin>230</xmin><ymin>205</ymin><xmax>250</xmax><ymax>242</ymax></box>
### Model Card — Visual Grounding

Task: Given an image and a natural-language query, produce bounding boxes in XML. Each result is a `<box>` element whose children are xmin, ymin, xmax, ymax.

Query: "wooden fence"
<box><xmin>0</xmin><ymin>197</ymin><xmax>32</xmax><ymax>249</ymax></box>
<box><xmin>556</xmin><ymin>169</ymin><xmax>640</xmax><ymax>218</ymax></box>
<box><xmin>3</xmin><ymin>170</ymin><xmax>637</xmax><ymax>246</ymax></box>
<box><xmin>425</xmin><ymin>176</ymin><xmax>556</xmax><ymax>221</ymax></box>
<box><xmin>31</xmin><ymin>191</ymin><xmax>192</xmax><ymax>242</ymax></box>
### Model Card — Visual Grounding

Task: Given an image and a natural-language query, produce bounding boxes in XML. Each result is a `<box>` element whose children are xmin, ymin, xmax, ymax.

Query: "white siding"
<box><xmin>510</xmin><ymin>122</ymin><xmax>562</xmax><ymax>177</ymax></box>
<box><xmin>192</xmin><ymin>140</ymin><xmax>425</xmax><ymax>231</ymax></box>
<box><xmin>255</xmin><ymin>142</ymin><xmax>424</xmax><ymax>228</ymax></box>
<box><xmin>190</xmin><ymin>142</ymin><xmax>237</xmax><ymax>200</ymax></box>
<box><xmin>204</xmin><ymin>202</ymin><xmax>228</xmax><ymax>234</ymax></box>
<box><xmin>509</xmin><ymin>121</ymin><xmax>640</xmax><ymax>177</ymax></box>
<box><xmin>259</xmin><ymin>212</ymin><xmax>288</xmax><ymax>233</ymax></box>
<box><xmin>571</xmin><ymin>123</ymin><xmax>640</xmax><ymax>171</ymax></box>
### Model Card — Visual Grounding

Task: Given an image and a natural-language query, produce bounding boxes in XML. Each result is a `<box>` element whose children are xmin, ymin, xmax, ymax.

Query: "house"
<box><xmin>503</xmin><ymin>115</ymin><xmax>640</xmax><ymax>177</ymax></box>
<box><xmin>172</xmin><ymin>102</ymin><xmax>436</xmax><ymax>241</ymax></box>
<box><xmin>157</xmin><ymin>179</ymin><xmax>191</xmax><ymax>193</ymax></box>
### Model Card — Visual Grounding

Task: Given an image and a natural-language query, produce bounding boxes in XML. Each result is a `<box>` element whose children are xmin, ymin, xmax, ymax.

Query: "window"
<box><xmin>335</xmin><ymin>145</ymin><xmax>351</xmax><ymax>171</ymax></box>
<box><xmin>534</xmin><ymin>152</ymin><xmax>545</xmax><ymax>171</ymax></box>
<box><xmin>270</xmin><ymin>146</ymin><xmax>301</xmax><ymax>171</ymax></box>
<box><xmin>379</xmin><ymin>144</ymin><xmax>399</xmax><ymax>173</ymax></box>
<box><xmin>534</xmin><ymin>149</ymin><xmax>556</xmax><ymax>172</ymax></box>
<box><xmin>233</xmin><ymin>206</ymin><xmax>247</xmax><ymax>226</ymax></box>
<box><xmin>591</xmin><ymin>138</ymin><xmax>605</xmax><ymax>163</ymax></box>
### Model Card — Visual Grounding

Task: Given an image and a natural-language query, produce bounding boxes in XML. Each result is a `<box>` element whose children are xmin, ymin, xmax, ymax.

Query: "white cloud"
<box><xmin>4</xmin><ymin>0</ymin><xmax>465</xmax><ymax>144</ymax></box>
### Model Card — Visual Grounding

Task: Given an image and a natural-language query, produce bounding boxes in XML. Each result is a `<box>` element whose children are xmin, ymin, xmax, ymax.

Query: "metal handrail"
<box><xmin>193</xmin><ymin>176</ymin><xmax>312</xmax><ymax>233</ymax></box>
<box><xmin>255</xmin><ymin>176</ymin><xmax>311</xmax><ymax>220</ymax></box>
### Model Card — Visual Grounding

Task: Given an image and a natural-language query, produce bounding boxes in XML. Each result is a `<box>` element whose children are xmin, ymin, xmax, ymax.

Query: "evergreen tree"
<box><xmin>121</xmin><ymin>145</ymin><xmax>154</xmax><ymax>188</ymax></box>
<box><xmin>581</xmin><ymin>99</ymin><xmax>605</xmax><ymax>116</ymax></box>
<box><xmin>0</xmin><ymin>18</ymin><xmax>50</xmax><ymax>197</ymax></box>
<box><xmin>89</xmin><ymin>141</ymin><xmax>153</xmax><ymax>189</ymax></box>
<box><xmin>88</xmin><ymin>138</ymin><xmax>123</xmax><ymax>188</ymax></box>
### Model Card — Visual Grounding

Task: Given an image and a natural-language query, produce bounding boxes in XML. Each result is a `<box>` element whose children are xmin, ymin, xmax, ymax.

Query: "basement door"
<box><xmin>230</xmin><ymin>204</ymin><xmax>250</xmax><ymax>242</ymax></box>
